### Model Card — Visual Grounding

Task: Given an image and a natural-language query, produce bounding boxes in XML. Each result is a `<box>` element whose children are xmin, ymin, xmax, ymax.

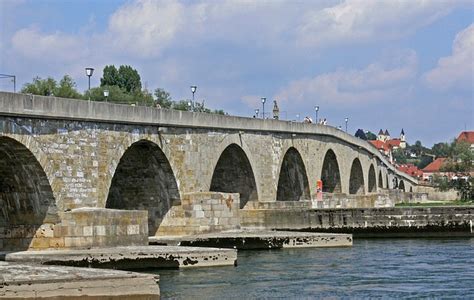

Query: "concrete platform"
<box><xmin>0</xmin><ymin>261</ymin><xmax>160</xmax><ymax>299</ymax></box>
<box><xmin>4</xmin><ymin>245</ymin><xmax>237</xmax><ymax>269</ymax></box>
<box><xmin>150</xmin><ymin>230</ymin><xmax>353</xmax><ymax>250</ymax></box>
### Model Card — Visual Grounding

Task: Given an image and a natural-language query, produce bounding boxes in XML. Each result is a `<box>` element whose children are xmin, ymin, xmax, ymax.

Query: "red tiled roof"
<box><xmin>397</xmin><ymin>164</ymin><xmax>423</xmax><ymax>178</ymax></box>
<box><xmin>386</xmin><ymin>139</ymin><xmax>401</xmax><ymax>147</ymax></box>
<box><xmin>422</xmin><ymin>158</ymin><xmax>446</xmax><ymax>173</ymax></box>
<box><xmin>457</xmin><ymin>131</ymin><xmax>474</xmax><ymax>144</ymax></box>
<box><xmin>369</xmin><ymin>140</ymin><xmax>389</xmax><ymax>151</ymax></box>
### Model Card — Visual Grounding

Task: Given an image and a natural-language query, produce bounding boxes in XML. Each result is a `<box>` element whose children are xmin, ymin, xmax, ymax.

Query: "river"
<box><xmin>155</xmin><ymin>238</ymin><xmax>474</xmax><ymax>299</ymax></box>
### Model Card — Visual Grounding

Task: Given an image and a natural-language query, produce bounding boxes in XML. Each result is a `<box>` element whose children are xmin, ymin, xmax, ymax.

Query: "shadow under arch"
<box><xmin>105</xmin><ymin>139</ymin><xmax>180</xmax><ymax>236</ymax></box>
<box><xmin>321</xmin><ymin>149</ymin><xmax>342</xmax><ymax>193</ymax></box>
<box><xmin>276</xmin><ymin>147</ymin><xmax>310</xmax><ymax>201</ymax></box>
<box><xmin>349</xmin><ymin>158</ymin><xmax>365</xmax><ymax>194</ymax></box>
<box><xmin>399</xmin><ymin>180</ymin><xmax>405</xmax><ymax>192</ymax></box>
<box><xmin>368</xmin><ymin>164</ymin><xmax>377</xmax><ymax>192</ymax></box>
<box><xmin>0</xmin><ymin>136</ymin><xmax>58</xmax><ymax>250</ymax></box>
<box><xmin>210</xmin><ymin>143</ymin><xmax>258</xmax><ymax>209</ymax></box>
<box><xmin>378</xmin><ymin>170</ymin><xmax>383</xmax><ymax>189</ymax></box>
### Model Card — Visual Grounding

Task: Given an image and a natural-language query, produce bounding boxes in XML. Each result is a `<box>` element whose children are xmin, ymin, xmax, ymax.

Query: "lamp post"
<box><xmin>190</xmin><ymin>85</ymin><xmax>197</xmax><ymax>111</ymax></box>
<box><xmin>255</xmin><ymin>108</ymin><xmax>259</xmax><ymax>118</ymax></box>
<box><xmin>261</xmin><ymin>97</ymin><xmax>266</xmax><ymax>119</ymax></box>
<box><xmin>345</xmin><ymin>117</ymin><xmax>349</xmax><ymax>133</ymax></box>
<box><xmin>314</xmin><ymin>105</ymin><xmax>319</xmax><ymax>124</ymax></box>
<box><xmin>187</xmin><ymin>101</ymin><xmax>192</xmax><ymax>112</ymax></box>
<box><xmin>85</xmin><ymin>67</ymin><xmax>94</xmax><ymax>100</ymax></box>
<box><xmin>103</xmin><ymin>89</ymin><xmax>109</xmax><ymax>102</ymax></box>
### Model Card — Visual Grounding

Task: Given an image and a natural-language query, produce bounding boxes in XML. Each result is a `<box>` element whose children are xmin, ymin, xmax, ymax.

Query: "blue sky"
<box><xmin>1</xmin><ymin>0</ymin><xmax>473</xmax><ymax>146</ymax></box>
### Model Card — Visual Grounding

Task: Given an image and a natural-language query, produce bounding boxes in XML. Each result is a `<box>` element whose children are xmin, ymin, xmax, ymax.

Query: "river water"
<box><xmin>155</xmin><ymin>238</ymin><xmax>474</xmax><ymax>299</ymax></box>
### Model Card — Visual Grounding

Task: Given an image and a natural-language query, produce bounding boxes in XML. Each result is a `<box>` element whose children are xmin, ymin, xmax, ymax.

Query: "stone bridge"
<box><xmin>0</xmin><ymin>92</ymin><xmax>417</xmax><ymax>250</ymax></box>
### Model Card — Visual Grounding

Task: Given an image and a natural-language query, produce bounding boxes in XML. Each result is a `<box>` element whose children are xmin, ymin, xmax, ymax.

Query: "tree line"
<box><xmin>21</xmin><ymin>65</ymin><xmax>225</xmax><ymax>114</ymax></box>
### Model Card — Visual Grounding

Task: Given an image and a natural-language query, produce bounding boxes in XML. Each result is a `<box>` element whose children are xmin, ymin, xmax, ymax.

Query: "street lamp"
<box><xmin>0</xmin><ymin>74</ymin><xmax>16</xmax><ymax>92</ymax></box>
<box><xmin>255</xmin><ymin>108</ymin><xmax>259</xmax><ymax>118</ymax></box>
<box><xmin>85</xmin><ymin>67</ymin><xmax>94</xmax><ymax>100</ymax></box>
<box><xmin>345</xmin><ymin>117</ymin><xmax>349</xmax><ymax>133</ymax></box>
<box><xmin>187</xmin><ymin>101</ymin><xmax>192</xmax><ymax>111</ymax></box>
<box><xmin>314</xmin><ymin>105</ymin><xmax>319</xmax><ymax>124</ymax></box>
<box><xmin>190</xmin><ymin>85</ymin><xmax>197</xmax><ymax>111</ymax></box>
<box><xmin>261</xmin><ymin>97</ymin><xmax>266</xmax><ymax>119</ymax></box>
<box><xmin>103</xmin><ymin>89</ymin><xmax>109</xmax><ymax>102</ymax></box>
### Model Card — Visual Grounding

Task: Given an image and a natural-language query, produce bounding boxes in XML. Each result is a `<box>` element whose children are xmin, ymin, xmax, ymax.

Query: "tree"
<box><xmin>100</xmin><ymin>65</ymin><xmax>142</xmax><ymax>93</ymax></box>
<box><xmin>366</xmin><ymin>131</ymin><xmax>377</xmax><ymax>140</ymax></box>
<box><xmin>392</xmin><ymin>148</ymin><xmax>407</xmax><ymax>164</ymax></box>
<box><xmin>355</xmin><ymin>129</ymin><xmax>367</xmax><ymax>140</ymax></box>
<box><xmin>431</xmin><ymin>142</ymin><xmax>451</xmax><ymax>158</ymax></box>
<box><xmin>173</xmin><ymin>100</ymin><xmax>191</xmax><ymax>111</ymax></box>
<box><xmin>21</xmin><ymin>77</ymin><xmax>57</xmax><ymax>96</ymax></box>
<box><xmin>21</xmin><ymin>75</ymin><xmax>81</xmax><ymax>99</ymax></box>
<box><xmin>56</xmin><ymin>75</ymin><xmax>81</xmax><ymax>99</ymax></box>
<box><xmin>154</xmin><ymin>88</ymin><xmax>173</xmax><ymax>108</ymax></box>
<box><xmin>100</xmin><ymin>65</ymin><xmax>120</xmax><ymax>87</ymax></box>
<box><xmin>118</xmin><ymin>65</ymin><xmax>141</xmax><ymax>93</ymax></box>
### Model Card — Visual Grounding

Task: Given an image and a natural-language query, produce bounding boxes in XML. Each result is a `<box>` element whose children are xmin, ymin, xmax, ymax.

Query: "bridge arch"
<box><xmin>0</xmin><ymin>136</ymin><xmax>58</xmax><ymax>250</ymax></box>
<box><xmin>399</xmin><ymin>180</ymin><xmax>405</xmax><ymax>192</ymax></box>
<box><xmin>349</xmin><ymin>158</ymin><xmax>365</xmax><ymax>194</ymax></box>
<box><xmin>368</xmin><ymin>164</ymin><xmax>377</xmax><ymax>193</ymax></box>
<box><xmin>106</xmin><ymin>139</ymin><xmax>180</xmax><ymax>236</ymax></box>
<box><xmin>210</xmin><ymin>143</ymin><xmax>258</xmax><ymax>208</ymax></box>
<box><xmin>276</xmin><ymin>147</ymin><xmax>310</xmax><ymax>201</ymax></box>
<box><xmin>320</xmin><ymin>149</ymin><xmax>342</xmax><ymax>193</ymax></box>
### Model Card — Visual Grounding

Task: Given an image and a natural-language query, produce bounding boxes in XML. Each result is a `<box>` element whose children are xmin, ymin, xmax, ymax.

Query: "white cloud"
<box><xmin>11</xmin><ymin>27</ymin><xmax>86</xmax><ymax>62</ymax></box>
<box><xmin>107</xmin><ymin>0</ymin><xmax>185</xmax><ymax>58</ymax></box>
<box><xmin>296</xmin><ymin>0</ymin><xmax>466</xmax><ymax>48</ymax></box>
<box><xmin>423</xmin><ymin>23</ymin><xmax>474</xmax><ymax>91</ymax></box>
<box><xmin>274</xmin><ymin>50</ymin><xmax>418</xmax><ymax>105</ymax></box>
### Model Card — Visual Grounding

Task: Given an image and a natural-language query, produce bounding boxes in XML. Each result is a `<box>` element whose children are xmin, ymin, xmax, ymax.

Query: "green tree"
<box><xmin>118</xmin><ymin>65</ymin><xmax>141</xmax><ymax>93</ymax></box>
<box><xmin>21</xmin><ymin>77</ymin><xmax>57</xmax><ymax>96</ymax></box>
<box><xmin>392</xmin><ymin>148</ymin><xmax>407</xmax><ymax>164</ymax></box>
<box><xmin>366</xmin><ymin>131</ymin><xmax>377</xmax><ymax>140</ymax></box>
<box><xmin>432</xmin><ymin>142</ymin><xmax>451</xmax><ymax>158</ymax></box>
<box><xmin>56</xmin><ymin>75</ymin><xmax>81</xmax><ymax>99</ymax></box>
<box><xmin>154</xmin><ymin>88</ymin><xmax>173</xmax><ymax>108</ymax></box>
<box><xmin>100</xmin><ymin>65</ymin><xmax>120</xmax><ymax>87</ymax></box>
<box><xmin>173</xmin><ymin>100</ymin><xmax>191</xmax><ymax>111</ymax></box>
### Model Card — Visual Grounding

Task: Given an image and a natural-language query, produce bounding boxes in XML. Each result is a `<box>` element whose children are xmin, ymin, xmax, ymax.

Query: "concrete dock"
<box><xmin>0</xmin><ymin>261</ymin><xmax>160</xmax><ymax>299</ymax></box>
<box><xmin>150</xmin><ymin>230</ymin><xmax>353</xmax><ymax>249</ymax></box>
<box><xmin>4</xmin><ymin>245</ymin><xmax>237</xmax><ymax>269</ymax></box>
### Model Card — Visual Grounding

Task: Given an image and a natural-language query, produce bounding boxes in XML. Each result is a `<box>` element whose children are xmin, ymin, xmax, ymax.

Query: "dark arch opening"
<box><xmin>321</xmin><ymin>149</ymin><xmax>342</xmax><ymax>193</ymax></box>
<box><xmin>386</xmin><ymin>174</ymin><xmax>389</xmax><ymax>189</ymax></box>
<box><xmin>106</xmin><ymin>140</ymin><xmax>180</xmax><ymax>236</ymax></box>
<box><xmin>0</xmin><ymin>137</ymin><xmax>58</xmax><ymax>250</ymax></box>
<box><xmin>349</xmin><ymin>158</ymin><xmax>365</xmax><ymax>194</ymax></box>
<box><xmin>368</xmin><ymin>165</ymin><xmax>376</xmax><ymax>192</ymax></box>
<box><xmin>399</xmin><ymin>180</ymin><xmax>405</xmax><ymax>192</ymax></box>
<box><xmin>277</xmin><ymin>147</ymin><xmax>310</xmax><ymax>201</ymax></box>
<box><xmin>378</xmin><ymin>171</ymin><xmax>383</xmax><ymax>188</ymax></box>
<box><xmin>410</xmin><ymin>186</ymin><xmax>413</xmax><ymax>193</ymax></box>
<box><xmin>210</xmin><ymin>144</ymin><xmax>257</xmax><ymax>209</ymax></box>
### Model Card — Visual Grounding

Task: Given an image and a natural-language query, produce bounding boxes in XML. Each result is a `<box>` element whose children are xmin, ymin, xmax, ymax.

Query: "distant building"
<box><xmin>422</xmin><ymin>157</ymin><xmax>447</xmax><ymax>181</ymax></box>
<box><xmin>397</xmin><ymin>163</ymin><xmax>423</xmax><ymax>179</ymax></box>
<box><xmin>456</xmin><ymin>131</ymin><xmax>474</xmax><ymax>152</ymax></box>
<box><xmin>370</xmin><ymin>129</ymin><xmax>407</xmax><ymax>162</ymax></box>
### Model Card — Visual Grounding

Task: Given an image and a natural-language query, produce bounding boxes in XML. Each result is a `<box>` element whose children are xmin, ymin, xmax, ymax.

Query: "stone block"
<box><xmin>83</xmin><ymin>226</ymin><xmax>93</xmax><ymax>237</ymax></box>
<box><xmin>94</xmin><ymin>225</ymin><xmax>106</xmax><ymax>236</ymax></box>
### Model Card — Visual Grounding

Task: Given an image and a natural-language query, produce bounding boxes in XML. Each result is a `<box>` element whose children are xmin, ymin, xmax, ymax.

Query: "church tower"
<box><xmin>400</xmin><ymin>129</ymin><xmax>406</xmax><ymax>149</ymax></box>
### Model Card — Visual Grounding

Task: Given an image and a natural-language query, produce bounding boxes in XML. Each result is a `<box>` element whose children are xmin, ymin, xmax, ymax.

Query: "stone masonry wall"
<box><xmin>157</xmin><ymin>192</ymin><xmax>240</xmax><ymax>236</ymax></box>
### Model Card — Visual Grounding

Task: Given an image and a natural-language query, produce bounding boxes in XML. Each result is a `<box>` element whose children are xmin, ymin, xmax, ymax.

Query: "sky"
<box><xmin>0</xmin><ymin>0</ymin><xmax>473</xmax><ymax>146</ymax></box>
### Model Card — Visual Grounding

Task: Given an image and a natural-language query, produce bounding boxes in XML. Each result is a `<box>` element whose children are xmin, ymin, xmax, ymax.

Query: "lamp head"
<box><xmin>315</xmin><ymin>105</ymin><xmax>319</xmax><ymax>111</ymax></box>
<box><xmin>190</xmin><ymin>85</ymin><xmax>197</xmax><ymax>93</ymax></box>
<box><xmin>103</xmin><ymin>89</ymin><xmax>109</xmax><ymax>97</ymax></box>
<box><xmin>85</xmin><ymin>67</ymin><xmax>94</xmax><ymax>77</ymax></box>
<box><xmin>261</xmin><ymin>97</ymin><xmax>266</xmax><ymax>104</ymax></box>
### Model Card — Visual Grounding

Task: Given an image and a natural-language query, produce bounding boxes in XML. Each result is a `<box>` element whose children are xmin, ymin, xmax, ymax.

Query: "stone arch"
<box><xmin>321</xmin><ymin>149</ymin><xmax>342</xmax><ymax>193</ymax></box>
<box><xmin>106</xmin><ymin>139</ymin><xmax>180</xmax><ymax>236</ymax></box>
<box><xmin>378</xmin><ymin>170</ymin><xmax>383</xmax><ymax>188</ymax></box>
<box><xmin>399</xmin><ymin>180</ymin><xmax>405</xmax><ymax>192</ymax></box>
<box><xmin>0</xmin><ymin>136</ymin><xmax>58</xmax><ymax>250</ymax></box>
<box><xmin>210</xmin><ymin>143</ymin><xmax>258</xmax><ymax>208</ymax></box>
<box><xmin>276</xmin><ymin>147</ymin><xmax>310</xmax><ymax>201</ymax></box>
<box><xmin>368</xmin><ymin>164</ymin><xmax>377</xmax><ymax>193</ymax></box>
<box><xmin>349</xmin><ymin>158</ymin><xmax>365</xmax><ymax>194</ymax></box>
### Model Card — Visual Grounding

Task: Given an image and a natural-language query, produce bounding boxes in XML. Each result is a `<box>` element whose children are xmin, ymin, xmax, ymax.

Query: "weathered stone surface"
<box><xmin>5</xmin><ymin>245</ymin><xmax>237</xmax><ymax>269</ymax></box>
<box><xmin>241</xmin><ymin>206</ymin><xmax>474</xmax><ymax>237</ymax></box>
<box><xmin>0</xmin><ymin>261</ymin><xmax>160</xmax><ymax>299</ymax></box>
<box><xmin>150</xmin><ymin>230</ymin><xmax>352</xmax><ymax>249</ymax></box>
